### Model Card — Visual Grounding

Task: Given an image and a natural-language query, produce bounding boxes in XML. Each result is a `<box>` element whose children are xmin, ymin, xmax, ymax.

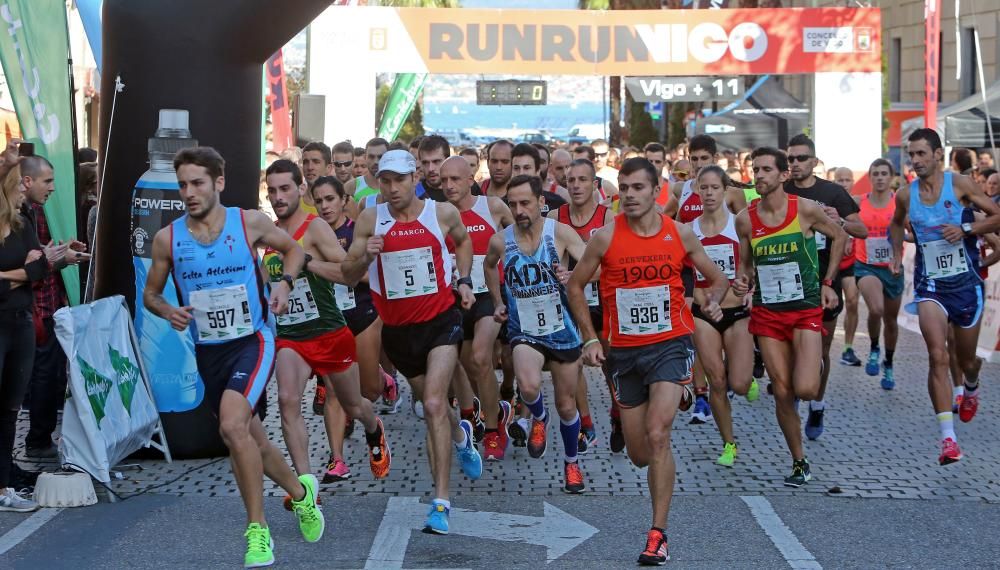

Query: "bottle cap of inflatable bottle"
<box><xmin>148</xmin><ymin>108</ymin><xmax>198</xmax><ymax>160</ymax></box>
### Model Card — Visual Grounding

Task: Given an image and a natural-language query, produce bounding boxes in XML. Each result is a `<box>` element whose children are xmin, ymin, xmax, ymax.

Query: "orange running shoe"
<box><xmin>368</xmin><ymin>417</ymin><xmax>391</xmax><ymax>479</ymax></box>
<box><xmin>527</xmin><ymin>415</ymin><xmax>548</xmax><ymax>459</ymax></box>
<box><xmin>563</xmin><ymin>461</ymin><xmax>585</xmax><ymax>494</ymax></box>
<box><xmin>637</xmin><ymin>528</ymin><xmax>669</xmax><ymax>565</ymax></box>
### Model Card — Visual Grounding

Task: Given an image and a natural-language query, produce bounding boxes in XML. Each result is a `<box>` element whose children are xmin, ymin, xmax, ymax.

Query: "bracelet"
<box><xmin>582</xmin><ymin>338</ymin><xmax>600</xmax><ymax>349</ymax></box>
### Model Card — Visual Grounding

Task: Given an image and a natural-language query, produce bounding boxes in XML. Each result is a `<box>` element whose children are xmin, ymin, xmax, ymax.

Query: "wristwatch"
<box><xmin>822</xmin><ymin>278</ymin><xmax>834</xmax><ymax>287</ymax></box>
<box><xmin>961</xmin><ymin>222</ymin><xmax>974</xmax><ymax>236</ymax></box>
<box><xmin>281</xmin><ymin>274</ymin><xmax>295</xmax><ymax>289</ymax></box>
<box><xmin>456</xmin><ymin>276</ymin><xmax>473</xmax><ymax>289</ymax></box>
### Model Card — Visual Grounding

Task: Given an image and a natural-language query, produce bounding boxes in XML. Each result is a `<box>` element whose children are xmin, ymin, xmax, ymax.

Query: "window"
<box><xmin>961</xmin><ymin>26</ymin><xmax>978</xmax><ymax>97</ymax></box>
<box><xmin>890</xmin><ymin>37</ymin><xmax>901</xmax><ymax>102</ymax></box>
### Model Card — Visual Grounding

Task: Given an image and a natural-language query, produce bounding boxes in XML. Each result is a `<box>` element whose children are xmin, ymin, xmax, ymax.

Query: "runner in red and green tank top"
<box><xmin>733</xmin><ymin>148</ymin><xmax>846</xmax><ymax>489</ymax></box>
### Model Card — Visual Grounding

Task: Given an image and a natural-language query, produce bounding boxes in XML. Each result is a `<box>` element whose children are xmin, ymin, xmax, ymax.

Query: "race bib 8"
<box><xmin>334</xmin><ymin>283</ymin><xmax>356</xmax><ymax>311</ymax></box>
<box><xmin>757</xmin><ymin>262</ymin><xmax>805</xmax><ymax>305</ymax></box>
<box><xmin>921</xmin><ymin>239</ymin><xmax>968</xmax><ymax>280</ymax></box>
<box><xmin>190</xmin><ymin>284</ymin><xmax>254</xmax><ymax>340</ymax></box>
<box><xmin>277</xmin><ymin>278</ymin><xmax>320</xmax><ymax>326</ymax></box>
<box><xmin>515</xmin><ymin>291</ymin><xmax>566</xmax><ymax>337</ymax></box>
<box><xmin>382</xmin><ymin>247</ymin><xmax>439</xmax><ymax>299</ymax></box>
<box><xmin>616</xmin><ymin>285</ymin><xmax>671</xmax><ymax>336</ymax></box>
<box><xmin>696</xmin><ymin>243</ymin><xmax>737</xmax><ymax>281</ymax></box>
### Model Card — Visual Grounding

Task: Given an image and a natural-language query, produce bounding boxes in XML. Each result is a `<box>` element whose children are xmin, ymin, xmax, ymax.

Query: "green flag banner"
<box><xmin>377</xmin><ymin>73</ymin><xmax>426</xmax><ymax>141</ymax></box>
<box><xmin>0</xmin><ymin>0</ymin><xmax>80</xmax><ymax>304</ymax></box>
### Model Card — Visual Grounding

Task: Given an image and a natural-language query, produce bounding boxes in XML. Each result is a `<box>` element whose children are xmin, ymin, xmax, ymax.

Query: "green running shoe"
<box><xmin>244</xmin><ymin>523</ymin><xmax>274</xmax><ymax>568</ymax></box>
<box><xmin>746</xmin><ymin>379</ymin><xmax>760</xmax><ymax>403</ymax></box>
<box><xmin>717</xmin><ymin>441</ymin><xmax>738</xmax><ymax>467</ymax></box>
<box><xmin>291</xmin><ymin>474</ymin><xmax>325</xmax><ymax>543</ymax></box>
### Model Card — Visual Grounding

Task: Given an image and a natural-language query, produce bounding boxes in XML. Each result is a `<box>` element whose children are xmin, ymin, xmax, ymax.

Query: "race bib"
<box><xmin>757</xmin><ymin>262</ymin><xmax>805</xmax><ymax>305</ymax></box>
<box><xmin>450</xmin><ymin>253</ymin><xmax>490</xmax><ymax>295</ymax></box>
<box><xmin>616</xmin><ymin>285</ymin><xmax>671</xmax><ymax>336</ymax></box>
<box><xmin>585</xmin><ymin>281</ymin><xmax>600</xmax><ymax>307</ymax></box>
<box><xmin>334</xmin><ymin>283</ymin><xmax>356</xmax><ymax>311</ymax></box>
<box><xmin>382</xmin><ymin>247</ymin><xmax>438</xmax><ymax>299</ymax></box>
<box><xmin>515</xmin><ymin>291</ymin><xmax>566</xmax><ymax>336</ymax></box>
<box><xmin>190</xmin><ymin>284</ymin><xmax>254</xmax><ymax>340</ymax></box>
<box><xmin>921</xmin><ymin>239</ymin><xmax>968</xmax><ymax>280</ymax></box>
<box><xmin>277</xmin><ymin>277</ymin><xmax>320</xmax><ymax>326</ymax></box>
<box><xmin>866</xmin><ymin>237</ymin><xmax>892</xmax><ymax>265</ymax></box>
<box><xmin>696</xmin><ymin>243</ymin><xmax>737</xmax><ymax>281</ymax></box>
<box><xmin>814</xmin><ymin>231</ymin><xmax>827</xmax><ymax>251</ymax></box>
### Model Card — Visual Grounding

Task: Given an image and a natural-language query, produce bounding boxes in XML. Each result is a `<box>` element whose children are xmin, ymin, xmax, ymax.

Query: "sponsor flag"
<box><xmin>76</xmin><ymin>0</ymin><xmax>102</xmax><ymax>72</ymax></box>
<box><xmin>266</xmin><ymin>49</ymin><xmax>293</xmax><ymax>152</ymax></box>
<box><xmin>0</xmin><ymin>0</ymin><xmax>81</xmax><ymax>304</ymax></box>
<box><xmin>924</xmin><ymin>0</ymin><xmax>941</xmax><ymax>128</ymax></box>
<box><xmin>377</xmin><ymin>72</ymin><xmax>426</xmax><ymax>141</ymax></box>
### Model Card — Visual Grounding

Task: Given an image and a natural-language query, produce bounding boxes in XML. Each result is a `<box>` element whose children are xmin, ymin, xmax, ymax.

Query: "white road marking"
<box><xmin>741</xmin><ymin>496</ymin><xmax>822</xmax><ymax>570</ymax></box>
<box><xmin>0</xmin><ymin>508</ymin><xmax>63</xmax><ymax>556</ymax></box>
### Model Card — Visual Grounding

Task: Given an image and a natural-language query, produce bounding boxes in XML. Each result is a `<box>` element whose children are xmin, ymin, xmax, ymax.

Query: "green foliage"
<box><xmin>667</xmin><ymin>103</ymin><xmax>688</xmax><ymax>149</ymax></box>
<box><xmin>628</xmin><ymin>100</ymin><xmax>658</xmax><ymax>148</ymax></box>
<box><xmin>375</xmin><ymin>82</ymin><xmax>425</xmax><ymax>143</ymax></box>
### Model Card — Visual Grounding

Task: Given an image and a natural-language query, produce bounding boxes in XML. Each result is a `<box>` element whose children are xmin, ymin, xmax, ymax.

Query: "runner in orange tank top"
<box><xmin>567</xmin><ymin>157</ymin><xmax>730</xmax><ymax>566</ymax></box>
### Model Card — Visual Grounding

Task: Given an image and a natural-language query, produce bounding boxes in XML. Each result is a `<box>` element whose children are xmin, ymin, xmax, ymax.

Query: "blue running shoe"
<box><xmin>689</xmin><ymin>395</ymin><xmax>712</xmax><ymax>424</ymax></box>
<box><xmin>865</xmin><ymin>349</ymin><xmax>880</xmax><ymax>376</ymax></box>
<box><xmin>423</xmin><ymin>500</ymin><xmax>450</xmax><ymax>535</ymax></box>
<box><xmin>455</xmin><ymin>419</ymin><xmax>483</xmax><ymax>481</ymax></box>
<box><xmin>880</xmin><ymin>364</ymin><xmax>895</xmax><ymax>390</ymax></box>
<box><xmin>804</xmin><ymin>407</ymin><xmax>825</xmax><ymax>440</ymax></box>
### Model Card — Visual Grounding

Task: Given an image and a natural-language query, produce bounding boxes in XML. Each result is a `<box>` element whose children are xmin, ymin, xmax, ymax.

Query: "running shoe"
<box><xmin>243</xmin><ymin>523</ymin><xmax>274</xmax><ymax>568</ymax></box>
<box><xmin>865</xmin><ymin>348</ymin><xmax>881</xmax><ymax>376</ymax></box>
<box><xmin>752</xmin><ymin>350</ymin><xmax>765</xmax><ymax>381</ymax></box>
<box><xmin>959</xmin><ymin>389</ymin><xmax>979</xmax><ymax>423</ymax></box>
<box><xmin>577</xmin><ymin>431</ymin><xmax>589</xmax><ymax>454</ymax></box>
<box><xmin>482</xmin><ymin>431</ymin><xmax>506</xmax><ymax>461</ymax></box>
<box><xmin>0</xmin><ymin>487</ymin><xmax>38</xmax><ymax>512</ymax></box>
<box><xmin>412</xmin><ymin>399</ymin><xmax>425</xmax><ymax>419</ymax></box>
<box><xmin>637</xmin><ymin>528</ymin><xmax>669</xmax><ymax>566</ymax></box>
<box><xmin>804</xmin><ymin>407</ymin><xmax>825</xmax><ymax>440</ymax></box>
<box><xmin>312</xmin><ymin>381</ymin><xmax>326</xmax><ymax>416</ymax></box>
<box><xmin>679</xmin><ymin>384</ymin><xmax>695</xmax><ymax>412</ymax></box>
<box><xmin>880</xmin><ymin>365</ymin><xmax>895</xmax><ymax>391</ymax></box>
<box><xmin>840</xmin><ymin>347</ymin><xmax>862</xmax><ymax>366</ymax></box>
<box><xmin>689</xmin><ymin>395</ymin><xmax>712</xmax><ymax>424</ymax></box>
<box><xmin>609</xmin><ymin>414</ymin><xmax>625</xmax><ymax>454</ymax></box>
<box><xmin>423</xmin><ymin>500</ymin><xmax>450</xmax><ymax>535</ymax></box>
<box><xmin>496</xmin><ymin>400</ymin><xmax>512</xmax><ymax>451</ymax></box>
<box><xmin>455</xmin><ymin>419</ymin><xmax>483</xmax><ymax>480</ymax></box>
<box><xmin>953</xmin><ymin>393</ymin><xmax>963</xmax><ymax>414</ymax></box>
<box><xmin>291</xmin><ymin>474</ymin><xmax>325</xmax><ymax>543</ymax></box>
<box><xmin>527</xmin><ymin>415</ymin><xmax>549</xmax><ymax>459</ymax></box>
<box><xmin>344</xmin><ymin>416</ymin><xmax>355</xmax><ymax>440</ymax></box>
<box><xmin>939</xmin><ymin>437</ymin><xmax>963</xmax><ymax>465</ymax></box>
<box><xmin>368</xmin><ymin>417</ymin><xmax>391</xmax><ymax>479</ymax></box>
<box><xmin>579</xmin><ymin>425</ymin><xmax>597</xmax><ymax>454</ymax></box>
<box><xmin>727</xmin><ymin>389</ymin><xmax>735</xmax><ymax>401</ymax></box>
<box><xmin>509</xmin><ymin>417</ymin><xmax>529</xmax><ymax>448</ymax></box>
<box><xmin>746</xmin><ymin>378</ymin><xmax>760</xmax><ymax>403</ymax></box>
<box><xmin>716</xmin><ymin>441</ymin><xmax>738</xmax><ymax>467</ymax></box>
<box><xmin>379</xmin><ymin>370</ymin><xmax>401</xmax><ymax>414</ymax></box>
<box><xmin>283</xmin><ymin>489</ymin><xmax>323</xmax><ymax>512</ymax></box>
<box><xmin>322</xmin><ymin>457</ymin><xmax>351</xmax><ymax>483</ymax></box>
<box><xmin>563</xmin><ymin>461</ymin><xmax>585</xmax><ymax>494</ymax></box>
<box><xmin>783</xmin><ymin>458</ymin><xmax>812</xmax><ymax>487</ymax></box>
<box><xmin>470</xmin><ymin>396</ymin><xmax>486</xmax><ymax>443</ymax></box>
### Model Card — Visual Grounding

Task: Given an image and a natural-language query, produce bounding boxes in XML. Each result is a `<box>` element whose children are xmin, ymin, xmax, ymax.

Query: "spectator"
<box><xmin>949</xmin><ymin>147</ymin><xmax>975</xmax><ymax>174</ymax></box>
<box><xmin>978</xmin><ymin>149</ymin><xmax>995</xmax><ymax>171</ymax></box>
<box><xmin>0</xmin><ymin>147</ymin><xmax>48</xmax><ymax>511</ymax></box>
<box><xmin>976</xmin><ymin>167</ymin><xmax>997</xmax><ymax>193</ymax></box>
<box><xmin>986</xmin><ymin>171</ymin><xmax>1000</xmax><ymax>204</ymax></box>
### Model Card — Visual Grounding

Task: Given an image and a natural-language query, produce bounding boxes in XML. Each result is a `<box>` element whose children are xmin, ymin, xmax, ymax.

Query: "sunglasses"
<box><xmin>788</xmin><ymin>154</ymin><xmax>813</xmax><ymax>163</ymax></box>
<box><xmin>333</xmin><ymin>160</ymin><xmax>353</xmax><ymax>168</ymax></box>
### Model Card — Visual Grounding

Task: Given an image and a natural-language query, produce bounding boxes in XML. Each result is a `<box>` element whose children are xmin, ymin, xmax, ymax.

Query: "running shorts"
<box><xmin>606</xmin><ymin>335</ymin><xmax>694</xmax><ymax>408</ymax></box>
<box><xmin>749</xmin><ymin>306</ymin><xmax>824</xmax><ymax>342</ymax></box>
<box><xmin>195</xmin><ymin>329</ymin><xmax>275</xmax><ymax>413</ymax></box>
<box><xmin>343</xmin><ymin>299</ymin><xmax>378</xmax><ymax>337</ymax></box>
<box><xmin>510</xmin><ymin>338</ymin><xmax>581</xmax><ymax>364</ymax></box>
<box><xmin>682</xmin><ymin>266</ymin><xmax>695</xmax><ymax>298</ymax></box>
<box><xmin>381</xmin><ymin>307</ymin><xmax>463</xmax><ymax>379</ymax></box>
<box><xmin>462</xmin><ymin>293</ymin><xmax>496</xmax><ymax>340</ymax></box>
<box><xmin>276</xmin><ymin>326</ymin><xmax>356</xmax><ymax>376</ymax></box>
<box><xmin>822</xmin><ymin>274</ymin><xmax>844</xmax><ymax>322</ymax></box>
<box><xmin>854</xmin><ymin>262</ymin><xmax>904</xmax><ymax>300</ymax></box>
<box><xmin>691</xmin><ymin>304</ymin><xmax>750</xmax><ymax>335</ymax></box>
<box><xmin>907</xmin><ymin>285</ymin><xmax>984</xmax><ymax>329</ymax></box>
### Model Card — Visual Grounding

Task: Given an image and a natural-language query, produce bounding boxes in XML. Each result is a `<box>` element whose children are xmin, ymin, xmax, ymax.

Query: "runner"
<box><xmin>566</xmin><ymin>157</ymin><xmax>729</xmax><ymax>565</ymax></box>
<box><xmin>549</xmin><ymin>159</ymin><xmax>615</xmax><ymax>454</ymax></box>
<box><xmin>591</xmin><ymin>138</ymin><xmax>620</xmax><ymax>189</ymax></box>
<box><xmin>309</xmin><ymin>176</ymin><xmax>399</xmax><ymax>485</ymax></box>
<box><xmin>732</xmin><ymin>146</ymin><xmax>846</xmax><ymax>487</ymax></box>
<box><xmin>550</xmin><ymin>148</ymin><xmax>573</xmax><ymax>189</ymax></box>
<box><xmin>342</xmin><ymin>149</ymin><xmax>483</xmax><ymax>534</ymax></box>
<box><xmin>416</xmin><ymin>134</ymin><xmax>449</xmax><ymax>202</ymax></box>
<box><xmin>300</xmin><ymin>141</ymin><xmax>332</xmax><ymax>214</ymax></box>
<box><xmin>510</xmin><ymin>143</ymin><xmax>569</xmax><ymax>212</ymax></box>
<box><xmin>441</xmin><ymin>155</ymin><xmax>515</xmax><ymax>460</ymax></box>
<box><xmin>832</xmin><ymin>167</ymin><xmax>863</xmax><ymax>367</ymax></box>
<box><xmin>482</xmin><ymin>140</ymin><xmax>514</xmax><ymax>202</ymax></box>
<box><xmin>352</xmin><ymin>146</ymin><xmax>367</xmax><ymax>179</ymax></box>
<box><xmin>888</xmin><ymin>128</ymin><xmax>1000</xmax><ymax>464</ymax></box>
<box><xmin>484</xmin><ymin>174</ymin><xmax>589</xmax><ymax>494</ymax></box>
<box><xmin>143</xmin><ymin>147</ymin><xmax>324</xmax><ymax>567</ymax></box>
<box><xmin>643</xmin><ymin>142</ymin><xmax>676</xmax><ymax>212</ymax></box>
<box><xmin>573</xmin><ymin>144</ymin><xmax>618</xmax><ymax>197</ymax></box>
<box><xmin>690</xmin><ymin>165</ymin><xmax>755</xmax><ymax>467</ymax></box>
<box><xmin>853</xmin><ymin>159</ymin><xmax>904</xmax><ymax>390</ymax></box>
<box><xmin>345</xmin><ymin>137</ymin><xmax>389</xmax><ymax>205</ymax></box>
<box><xmin>331</xmin><ymin>141</ymin><xmax>356</xmax><ymax>186</ymax></box>
<box><xmin>783</xmin><ymin>134</ymin><xmax>867</xmax><ymax>440</ymax></box>
<box><xmin>262</xmin><ymin>161</ymin><xmax>391</xmax><ymax>497</ymax></box>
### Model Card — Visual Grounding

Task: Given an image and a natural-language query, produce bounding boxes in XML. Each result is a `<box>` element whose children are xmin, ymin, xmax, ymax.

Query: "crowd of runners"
<box><xmin>136</xmin><ymin>128</ymin><xmax>997</xmax><ymax>567</ymax></box>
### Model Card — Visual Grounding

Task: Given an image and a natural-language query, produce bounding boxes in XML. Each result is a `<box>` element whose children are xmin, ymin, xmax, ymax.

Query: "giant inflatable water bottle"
<box><xmin>131</xmin><ymin>110</ymin><xmax>225</xmax><ymax>457</ymax></box>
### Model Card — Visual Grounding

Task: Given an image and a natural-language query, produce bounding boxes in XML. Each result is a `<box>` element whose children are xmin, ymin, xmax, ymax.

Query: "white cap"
<box><xmin>377</xmin><ymin>149</ymin><xmax>416</xmax><ymax>177</ymax></box>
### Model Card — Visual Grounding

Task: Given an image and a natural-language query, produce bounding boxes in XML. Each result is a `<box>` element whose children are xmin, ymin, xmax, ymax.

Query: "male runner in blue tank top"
<box><xmin>889</xmin><ymin>129</ymin><xmax>1000</xmax><ymax>465</ymax></box>
<box><xmin>144</xmin><ymin>147</ymin><xmax>323</xmax><ymax>568</ymax></box>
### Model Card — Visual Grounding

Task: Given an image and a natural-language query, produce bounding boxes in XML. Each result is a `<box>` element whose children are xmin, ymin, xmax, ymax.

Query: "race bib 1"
<box><xmin>515</xmin><ymin>291</ymin><xmax>566</xmax><ymax>337</ymax></box>
<box><xmin>866</xmin><ymin>237</ymin><xmax>892</xmax><ymax>265</ymax></box>
<box><xmin>616</xmin><ymin>285</ymin><xmax>671</xmax><ymax>336</ymax></box>
<box><xmin>757</xmin><ymin>262</ymin><xmax>805</xmax><ymax>305</ymax></box>
<box><xmin>696</xmin><ymin>243</ymin><xmax>737</xmax><ymax>281</ymax></box>
<box><xmin>334</xmin><ymin>283</ymin><xmax>356</xmax><ymax>311</ymax></box>
<box><xmin>921</xmin><ymin>239</ymin><xmax>968</xmax><ymax>280</ymax></box>
<box><xmin>585</xmin><ymin>281</ymin><xmax>600</xmax><ymax>307</ymax></box>
<box><xmin>190</xmin><ymin>284</ymin><xmax>254</xmax><ymax>340</ymax></box>
<box><xmin>277</xmin><ymin>278</ymin><xmax>320</xmax><ymax>326</ymax></box>
<box><xmin>382</xmin><ymin>247</ymin><xmax>439</xmax><ymax>299</ymax></box>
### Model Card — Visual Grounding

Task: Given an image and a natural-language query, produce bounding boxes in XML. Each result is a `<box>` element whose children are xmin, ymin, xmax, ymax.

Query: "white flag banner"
<box><xmin>55</xmin><ymin>296</ymin><xmax>161</xmax><ymax>483</ymax></box>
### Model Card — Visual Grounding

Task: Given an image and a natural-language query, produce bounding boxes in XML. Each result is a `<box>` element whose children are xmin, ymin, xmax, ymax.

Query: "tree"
<box><xmin>628</xmin><ymin>100</ymin><xmax>659</xmax><ymax>149</ymax></box>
